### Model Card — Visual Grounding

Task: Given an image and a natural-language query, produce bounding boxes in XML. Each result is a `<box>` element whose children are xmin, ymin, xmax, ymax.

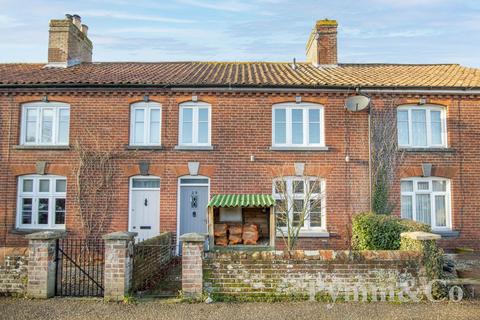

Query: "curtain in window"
<box><xmin>274</xmin><ymin>109</ymin><xmax>286</xmax><ymax>144</ymax></box>
<box><xmin>25</xmin><ymin>109</ymin><xmax>37</xmax><ymax>143</ymax></box>
<box><xmin>401</xmin><ymin>195</ymin><xmax>413</xmax><ymax>219</ymax></box>
<box><xmin>416</xmin><ymin>194</ymin><xmax>431</xmax><ymax>225</ymax></box>
<box><xmin>41</xmin><ymin>109</ymin><xmax>54</xmax><ymax>143</ymax></box>
<box><xmin>58</xmin><ymin>109</ymin><xmax>70</xmax><ymax>144</ymax></box>
<box><xmin>397</xmin><ymin>110</ymin><xmax>409</xmax><ymax>145</ymax></box>
<box><xmin>134</xmin><ymin>109</ymin><xmax>145</xmax><ymax>144</ymax></box>
<box><xmin>198</xmin><ymin>108</ymin><xmax>209</xmax><ymax>144</ymax></box>
<box><xmin>150</xmin><ymin>109</ymin><xmax>160</xmax><ymax>144</ymax></box>
<box><xmin>309</xmin><ymin>109</ymin><xmax>321</xmax><ymax>144</ymax></box>
<box><xmin>412</xmin><ymin>109</ymin><xmax>427</xmax><ymax>146</ymax></box>
<box><xmin>181</xmin><ymin>108</ymin><xmax>193</xmax><ymax>144</ymax></box>
<box><xmin>291</xmin><ymin>109</ymin><xmax>303</xmax><ymax>144</ymax></box>
<box><xmin>435</xmin><ymin>195</ymin><xmax>446</xmax><ymax>227</ymax></box>
<box><xmin>431</xmin><ymin>111</ymin><xmax>442</xmax><ymax>145</ymax></box>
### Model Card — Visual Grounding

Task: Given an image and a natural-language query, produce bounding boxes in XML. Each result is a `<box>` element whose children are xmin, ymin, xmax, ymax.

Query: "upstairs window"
<box><xmin>272</xmin><ymin>103</ymin><xmax>325</xmax><ymax>147</ymax></box>
<box><xmin>17</xmin><ymin>175</ymin><xmax>67</xmax><ymax>229</ymax></box>
<box><xmin>179</xmin><ymin>101</ymin><xmax>211</xmax><ymax>146</ymax></box>
<box><xmin>130</xmin><ymin>102</ymin><xmax>162</xmax><ymax>146</ymax></box>
<box><xmin>21</xmin><ymin>102</ymin><xmax>70</xmax><ymax>146</ymax></box>
<box><xmin>273</xmin><ymin>177</ymin><xmax>326</xmax><ymax>232</ymax></box>
<box><xmin>400</xmin><ymin>177</ymin><xmax>451</xmax><ymax>230</ymax></box>
<box><xmin>397</xmin><ymin>105</ymin><xmax>447</xmax><ymax>148</ymax></box>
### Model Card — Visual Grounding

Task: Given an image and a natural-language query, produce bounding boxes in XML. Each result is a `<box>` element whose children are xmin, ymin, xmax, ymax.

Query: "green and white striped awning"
<box><xmin>208</xmin><ymin>194</ymin><xmax>275</xmax><ymax>208</ymax></box>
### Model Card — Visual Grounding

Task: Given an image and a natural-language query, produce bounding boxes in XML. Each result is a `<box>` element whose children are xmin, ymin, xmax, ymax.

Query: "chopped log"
<box><xmin>228</xmin><ymin>234</ymin><xmax>243</xmax><ymax>245</ymax></box>
<box><xmin>228</xmin><ymin>224</ymin><xmax>243</xmax><ymax>235</ymax></box>
<box><xmin>243</xmin><ymin>224</ymin><xmax>258</xmax><ymax>232</ymax></box>
<box><xmin>215</xmin><ymin>236</ymin><xmax>228</xmax><ymax>246</ymax></box>
<box><xmin>214</xmin><ymin>223</ymin><xmax>228</xmax><ymax>237</ymax></box>
<box><xmin>242</xmin><ymin>224</ymin><xmax>259</xmax><ymax>245</ymax></box>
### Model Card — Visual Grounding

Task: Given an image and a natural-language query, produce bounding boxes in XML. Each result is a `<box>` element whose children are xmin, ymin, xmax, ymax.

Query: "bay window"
<box><xmin>272</xmin><ymin>103</ymin><xmax>325</xmax><ymax>148</ymax></box>
<box><xmin>130</xmin><ymin>102</ymin><xmax>162</xmax><ymax>146</ymax></box>
<box><xmin>400</xmin><ymin>177</ymin><xmax>451</xmax><ymax>230</ymax></box>
<box><xmin>21</xmin><ymin>102</ymin><xmax>70</xmax><ymax>146</ymax></box>
<box><xmin>397</xmin><ymin>105</ymin><xmax>447</xmax><ymax>148</ymax></box>
<box><xmin>17</xmin><ymin>175</ymin><xmax>67</xmax><ymax>229</ymax></box>
<box><xmin>179</xmin><ymin>101</ymin><xmax>211</xmax><ymax>146</ymax></box>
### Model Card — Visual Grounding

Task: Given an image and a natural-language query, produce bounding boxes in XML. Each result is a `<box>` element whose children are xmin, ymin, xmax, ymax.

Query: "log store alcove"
<box><xmin>207</xmin><ymin>194</ymin><xmax>276</xmax><ymax>250</ymax></box>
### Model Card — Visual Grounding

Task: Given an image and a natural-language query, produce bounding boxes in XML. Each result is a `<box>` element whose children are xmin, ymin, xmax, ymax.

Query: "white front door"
<box><xmin>129</xmin><ymin>177</ymin><xmax>160</xmax><ymax>241</ymax></box>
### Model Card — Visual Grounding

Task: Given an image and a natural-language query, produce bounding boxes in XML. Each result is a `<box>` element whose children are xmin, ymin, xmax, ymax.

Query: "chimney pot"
<box><xmin>81</xmin><ymin>24</ymin><xmax>88</xmax><ymax>35</ymax></box>
<box><xmin>306</xmin><ymin>19</ymin><xmax>338</xmax><ymax>66</ymax></box>
<box><xmin>72</xmin><ymin>14</ymin><xmax>81</xmax><ymax>28</ymax></box>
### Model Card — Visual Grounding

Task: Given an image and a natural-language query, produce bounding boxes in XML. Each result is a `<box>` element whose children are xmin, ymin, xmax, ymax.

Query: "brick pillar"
<box><xmin>26</xmin><ymin>231</ymin><xmax>66</xmax><ymax>299</ymax></box>
<box><xmin>103</xmin><ymin>231</ymin><xmax>137</xmax><ymax>301</ymax></box>
<box><xmin>400</xmin><ymin>231</ymin><xmax>443</xmax><ymax>283</ymax></box>
<box><xmin>400</xmin><ymin>231</ymin><xmax>441</xmax><ymax>252</ymax></box>
<box><xmin>179</xmin><ymin>233</ymin><xmax>206</xmax><ymax>298</ymax></box>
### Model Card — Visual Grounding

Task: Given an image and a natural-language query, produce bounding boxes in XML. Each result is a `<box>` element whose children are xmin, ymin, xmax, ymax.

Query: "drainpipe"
<box><xmin>368</xmin><ymin>110</ymin><xmax>372</xmax><ymax>212</ymax></box>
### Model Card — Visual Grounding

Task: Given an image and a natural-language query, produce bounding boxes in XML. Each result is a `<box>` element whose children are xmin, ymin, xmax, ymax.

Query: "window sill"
<box><xmin>433</xmin><ymin>230</ymin><xmax>460</xmax><ymax>238</ymax></box>
<box><xmin>125</xmin><ymin>145</ymin><xmax>163</xmax><ymax>150</ymax></box>
<box><xmin>399</xmin><ymin>147</ymin><xmax>455</xmax><ymax>153</ymax></box>
<box><xmin>277</xmin><ymin>230</ymin><xmax>330</xmax><ymax>238</ymax></box>
<box><xmin>14</xmin><ymin>145</ymin><xmax>71</xmax><ymax>150</ymax></box>
<box><xmin>174</xmin><ymin>145</ymin><xmax>214</xmax><ymax>151</ymax></box>
<box><xmin>270</xmin><ymin>146</ymin><xmax>329</xmax><ymax>151</ymax></box>
<box><xmin>11</xmin><ymin>228</ymin><xmax>66</xmax><ymax>235</ymax></box>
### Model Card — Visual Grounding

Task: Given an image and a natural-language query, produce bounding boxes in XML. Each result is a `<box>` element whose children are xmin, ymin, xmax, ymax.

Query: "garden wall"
<box><xmin>204</xmin><ymin>250</ymin><xmax>428</xmax><ymax>301</ymax></box>
<box><xmin>0</xmin><ymin>255</ymin><xmax>28</xmax><ymax>296</ymax></box>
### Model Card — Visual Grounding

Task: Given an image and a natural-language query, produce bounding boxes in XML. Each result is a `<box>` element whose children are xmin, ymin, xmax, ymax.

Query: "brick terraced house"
<box><xmin>1</xmin><ymin>15</ymin><xmax>480</xmax><ymax>252</ymax></box>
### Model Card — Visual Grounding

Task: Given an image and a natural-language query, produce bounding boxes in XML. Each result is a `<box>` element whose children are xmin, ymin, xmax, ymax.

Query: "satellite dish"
<box><xmin>345</xmin><ymin>95</ymin><xmax>370</xmax><ymax>112</ymax></box>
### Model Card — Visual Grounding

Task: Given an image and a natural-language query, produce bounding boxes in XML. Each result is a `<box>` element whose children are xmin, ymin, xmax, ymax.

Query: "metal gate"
<box><xmin>55</xmin><ymin>238</ymin><xmax>105</xmax><ymax>297</ymax></box>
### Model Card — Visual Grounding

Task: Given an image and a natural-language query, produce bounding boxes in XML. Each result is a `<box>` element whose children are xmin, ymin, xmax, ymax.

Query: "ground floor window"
<box><xmin>400</xmin><ymin>177</ymin><xmax>451</xmax><ymax>230</ymax></box>
<box><xmin>273</xmin><ymin>176</ymin><xmax>326</xmax><ymax>232</ymax></box>
<box><xmin>17</xmin><ymin>175</ymin><xmax>66</xmax><ymax>229</ymax></box>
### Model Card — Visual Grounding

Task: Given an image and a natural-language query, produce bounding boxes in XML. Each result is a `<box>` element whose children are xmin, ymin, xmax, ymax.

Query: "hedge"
<box><xmin>351</xmin><ymin>212</ymin><xmax>431</xmax><ymax>250</ymax></box>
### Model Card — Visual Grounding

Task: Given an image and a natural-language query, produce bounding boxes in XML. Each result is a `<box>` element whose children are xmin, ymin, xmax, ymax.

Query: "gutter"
<box><xmin>0</xmin><ymin>83</ymin><xmax>479</xmax><ymax>95</ymax></box>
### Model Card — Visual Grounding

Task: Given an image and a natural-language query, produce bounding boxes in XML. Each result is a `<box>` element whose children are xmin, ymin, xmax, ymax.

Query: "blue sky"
<box><xmin>1</xmin><ymin>0</ymin><xmax>480</xmax><ymax>66</ymax></box>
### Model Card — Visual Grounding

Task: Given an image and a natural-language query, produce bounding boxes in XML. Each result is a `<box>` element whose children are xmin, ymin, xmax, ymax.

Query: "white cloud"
<box><xmin>0</xmin><ymin>14</ymin><xmax>24</xmax><ymax>28</ymax></box>
<box><xmin>368</xmin><ymin>0</ymin><xmax>448</xmax><ymax>6</ymax></box>
<box><xmin>341</xmin><ymin>26</ymin><xmax>442</xmax><ymax>38</ymax></box>
<box><xmin>77</xmin><ymin>10</ymin><xmax>195</xmax><ymax>23</ymax></box>
<box><xmin>176</xmin><ymin>0</ymin><xmax>253</xmax><ymax>12</ymax></box>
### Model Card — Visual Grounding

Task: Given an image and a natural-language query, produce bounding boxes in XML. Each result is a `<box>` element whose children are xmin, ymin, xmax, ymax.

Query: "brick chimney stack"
<box><xmin>305</xmin><ymin>19</ymin><xmax>338</xmax><ymax>66</ymax></box>
<box><xmin>46</xmin><ymin>14</ymin><xmax>93</xmax><ymax>68</ymax></box>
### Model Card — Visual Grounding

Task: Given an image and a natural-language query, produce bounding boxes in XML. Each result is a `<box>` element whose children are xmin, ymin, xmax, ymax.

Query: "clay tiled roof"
<box><xmin>1</xmin><ymin>62</ymin><xmax>480</xmax><ymax>89</ymax></box>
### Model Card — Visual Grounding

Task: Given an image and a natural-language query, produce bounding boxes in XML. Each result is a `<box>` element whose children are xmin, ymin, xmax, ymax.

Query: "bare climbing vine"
<box><xmin>72</xmin><ymin>129</ymin><xmax>131</xmax><ymax>240</ymax></box>
<box><xmin>370</xmin><ymin>99</ymin><xmax>405</xmax><ymax>214</ymax></box>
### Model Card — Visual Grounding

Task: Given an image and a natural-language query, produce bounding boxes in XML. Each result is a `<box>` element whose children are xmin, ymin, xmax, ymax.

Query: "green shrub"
<box><xmin>351</xmin><ymin>212</ymin><xmax>430</xmax><ymax>250</ymax></box>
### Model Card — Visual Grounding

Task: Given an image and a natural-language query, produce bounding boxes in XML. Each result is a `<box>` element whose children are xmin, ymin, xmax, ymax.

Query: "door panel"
<box><xmin>131</xmin><ymin>189</ymin><xmax>160</xmax><ymax>241</ymax></box>
<box><xmin>180</xmin><ymin>186</ymin><xmax>208</xmax><ymax>236</ymax></box>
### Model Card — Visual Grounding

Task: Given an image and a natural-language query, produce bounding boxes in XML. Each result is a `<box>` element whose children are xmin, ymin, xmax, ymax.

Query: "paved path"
<box><xmin>1</xmin><ymin>297</ymin><xmax>479</xmax><ymax>320</ymax></box>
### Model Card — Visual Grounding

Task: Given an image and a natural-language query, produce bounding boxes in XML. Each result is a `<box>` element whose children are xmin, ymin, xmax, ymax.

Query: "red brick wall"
<box><xmin>0</xmin><ymin>90</ymin><xmax>478</xmax><ymax>250</ymax></box>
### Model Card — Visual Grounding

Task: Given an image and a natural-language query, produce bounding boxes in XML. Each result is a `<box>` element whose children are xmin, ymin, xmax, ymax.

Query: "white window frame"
<box><xmin>400</xmin><ymin>177</ymin><xmax>452</xmax><ymax>231</ymax></box>
<box><xmin>16</xmin><ymin>175</ymin><xmax>67</xmax><ymax>230</ymax></box>
<box><xmin>178</xmin><ymin>101</ymin><xmax>212</xmax><ymax>147</ymax></box>
<box><xmin>272</xmin><ymin>176</ymin><xmax>327</xmax><ymax>234</ymax></box>
<box><xmin>20</xmin><ymin>102</ymin><xmax>70</xmax><ymax>146</ymax></box>
<box><xmin>272</xmin><ymin>102</ymin><xmax>325</xmax><ymax>147</ymax></box>
<box><xmin>130</xmin><ymin>102</ymin><xmax>162</xmax><ymax>146</ymax></box>
<box><xmin>397</xmin><ymin>105</ymin><xmax>447</xmax><ymax>148</ymax></box>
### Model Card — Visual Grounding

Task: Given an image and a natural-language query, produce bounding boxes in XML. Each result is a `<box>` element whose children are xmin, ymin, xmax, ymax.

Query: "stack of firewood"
<box><xmin>228</xmin><ymin>224</ymin><xmax>243</xmax><ymax>245</ymax></box>
<box><xmin>214</xmin><ymin>223</ymin><xmax>260</xmax><ymax>246</ymax></box>
<box><xmin>242</xmin><ymin>224</ymin><xmax>259</xmax><ymax>245</ymax></box>
<box><xmin>214</xmin><ymin>223</ymin><xmax>228</xmax><ymax>246</ymax></box>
